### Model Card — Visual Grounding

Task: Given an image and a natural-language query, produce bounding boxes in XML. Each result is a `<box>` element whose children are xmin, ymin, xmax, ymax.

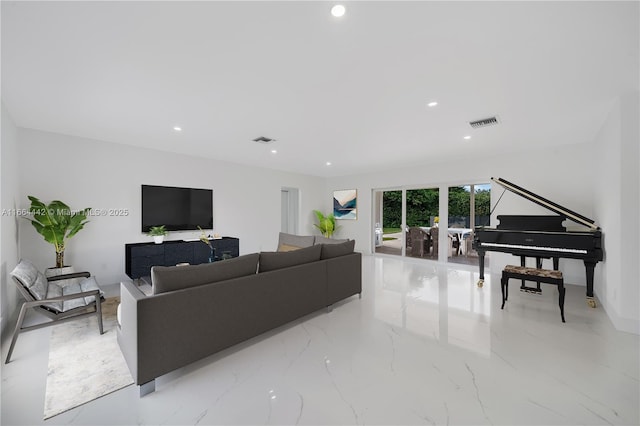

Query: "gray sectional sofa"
<box><xmin>117</xmin><ymin>234</ymin><xmax>361</xmax><ymax>396</ymax></box>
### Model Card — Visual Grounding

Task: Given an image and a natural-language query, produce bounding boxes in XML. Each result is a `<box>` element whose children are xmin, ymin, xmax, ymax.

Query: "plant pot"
<box><xmin>153</xmin><ymin>236</ymin><xmax>164</xmax><ymax>244</ymax></box>
<box><xmin>45</xmin><ymin>265</ymin><xmax>75</xmax><ymax>278</ymax></box>
<box><xmin>46</xmin><ymin>266</ymin><xmax>76</xmax><ymax>288</ymax></box>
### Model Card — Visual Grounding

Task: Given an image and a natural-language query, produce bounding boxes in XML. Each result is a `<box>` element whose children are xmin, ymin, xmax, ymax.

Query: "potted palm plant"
<box><xmin>147</xmin><ymin>225</ymin><xmax>168</xmax><ymax>244</ymax></box>
<box><xmin>313</xmin><ymin>210</ymin><xmax>339</xmax><ymax>238</ymax></box>
<box><xmin>25</xmin><ymin>196</ymin><xmax>91</xmax><ymax>268</ymax></box>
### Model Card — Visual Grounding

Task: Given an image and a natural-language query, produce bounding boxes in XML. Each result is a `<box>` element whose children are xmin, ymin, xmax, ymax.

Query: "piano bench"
<box><xmin>501</xmin><ymin>265</ymin><xmax>565</xmax><ymax>322</ymax></box>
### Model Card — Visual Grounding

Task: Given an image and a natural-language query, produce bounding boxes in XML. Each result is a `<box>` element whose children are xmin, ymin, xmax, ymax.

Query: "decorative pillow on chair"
<box><xmin>277</xmin><ymin>243</ymin><xmax>301</xmax><ymax>252</ymax></box>
<box><xmin>277</xmin><ymin>232</ymin><xmax>315</xmax><ymax>252</ymax></box>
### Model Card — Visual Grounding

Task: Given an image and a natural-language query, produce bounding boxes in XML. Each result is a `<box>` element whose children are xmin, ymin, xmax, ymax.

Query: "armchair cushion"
<box><xmin>45</xmin><ymin>276</ymin><xmax>102</xmax><ymax>312</ymax></box>
<box><xmin>11</xmin><ymin>259</ymin><xmax>48</xmax><ymax>300</ymax></box>
<box><xmin>314</xmin><ymin>236</ymin><xmax>349</xmax><ymax>245</ymax></box>
<box><xmin>277</xmin><ymin>232</ymin><xmax>315</xmax><ymax>252</ymax></box>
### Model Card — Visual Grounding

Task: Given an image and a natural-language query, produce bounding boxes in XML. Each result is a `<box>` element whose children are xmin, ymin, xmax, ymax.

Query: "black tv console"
<box><xmin>125</xmin><ymin>237</ymin><xmax>240</xmax><ymax>279</ymax></box>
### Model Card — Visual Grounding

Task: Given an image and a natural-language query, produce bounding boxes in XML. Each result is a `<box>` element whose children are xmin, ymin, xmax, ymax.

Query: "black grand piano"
<box><xmin>472</xmin><ymin>177</ymin><xmax>603</xmax><ymax>308</ymax></box>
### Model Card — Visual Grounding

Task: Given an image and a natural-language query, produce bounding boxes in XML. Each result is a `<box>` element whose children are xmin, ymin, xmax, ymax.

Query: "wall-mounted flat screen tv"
<box><xmin>141</xmin><ymin>184</ymin><xmax>213</xmax><ymax>232</ymax></box>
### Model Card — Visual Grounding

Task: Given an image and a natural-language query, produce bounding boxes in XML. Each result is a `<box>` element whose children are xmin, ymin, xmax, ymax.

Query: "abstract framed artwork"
<box><xmin>333</xmin><ymin>189</ymin><xmax>357</xmax><ymax>220</ymax></box>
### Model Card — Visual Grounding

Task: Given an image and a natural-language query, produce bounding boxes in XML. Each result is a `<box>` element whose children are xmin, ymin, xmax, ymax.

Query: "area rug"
<box><xmin>44</xmin><ymin>297</ymin><xmax>134</xmax><ymax>419</ymax></box>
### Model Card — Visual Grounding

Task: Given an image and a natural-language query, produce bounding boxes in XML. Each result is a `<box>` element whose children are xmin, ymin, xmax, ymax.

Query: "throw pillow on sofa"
<box><xmin>320</xmin><ymin>240</ymin><xmax>355</xmax><ymax>259</ymax></box>
<box><xmin>277</xmin><ymin>232</ymin><xmax>315</xmax><ymax>252</ymax></box>
<box><xmin>260</xmin><ymin>244</ymin><xmax>322</xmax><ymax>272</ymax></box>
<box><xmin>152</xmin><ymin>253</ymin><xmax>259</xmax><ymax>294</ymax></box>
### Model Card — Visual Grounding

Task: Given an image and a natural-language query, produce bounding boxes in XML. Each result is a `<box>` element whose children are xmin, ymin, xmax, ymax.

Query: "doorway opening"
<box><xmin>447</xmin><ymin>184</ymin><xmax>490</xmax><ymax>267</ymax></box>
<box><xmin>281</xmin><ymin>187</ymin><xmax>299</xmax><ymax>234</ymax></box>
<box><xmin>373</xmin><ymin>189</ymin><xmax>402</xmax><ymax>256</ymax></box>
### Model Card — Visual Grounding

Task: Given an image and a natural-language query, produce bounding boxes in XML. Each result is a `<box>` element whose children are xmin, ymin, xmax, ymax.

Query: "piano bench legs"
<box><xmin>501</xmin><ymin>266</ymin><xmax>566</xmax><ymax>323</ymax></box>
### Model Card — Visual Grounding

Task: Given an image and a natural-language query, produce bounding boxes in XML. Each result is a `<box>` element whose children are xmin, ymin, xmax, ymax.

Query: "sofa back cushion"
<box><xmin>277</xmin><ymin>232</ymin><xmax>315</xmax><ymax>252</ymax></box>
<box><xmin>314</xmin><ymin>236</ymin><xmax>348</xmax><ymax>245</ymax></box>
<box><xmin>320</xmin><ymin>240</ymin><xmax>355</xmax><ymax>259</ymax></box>
<box><xmin>260</xmin><ymin>244</ymin><xmax>322</xmax><ymax>272</ymax></box>
<box><xmin>152</xmin><ymin>253</ymin><xmax>259</xmax><ymax>294</ymax></box>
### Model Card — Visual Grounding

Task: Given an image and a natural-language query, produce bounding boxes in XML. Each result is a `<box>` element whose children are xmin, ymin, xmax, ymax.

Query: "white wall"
<box><xmin>17</xmin><ymin>129</ymin><xmax>326</xmax><ymax>286</ymax></box>
<box><xmin>594</xmin><ymin>92</ymin><xmax>640</xmax><ymax>334</ymax></box>
<box><xmin>1</xmin><ymin>102</ymin><xmax>20</xmax><ymax>336</ymax></box>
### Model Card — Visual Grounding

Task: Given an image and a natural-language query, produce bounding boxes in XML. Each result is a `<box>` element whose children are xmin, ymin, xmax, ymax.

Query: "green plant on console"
<box><xmin>313</xmin><ymin>210</ymin><xmax>339</xmax><ymax>238</ymax></box>
<box><xmin>147</xmin><ymin>225</ymin><xmax>168</xmax><ymax>236</ymax></box>
<box><xmin>198</xmin><ymin>225</ymin><xmax>214</xmax><ymax>262</ymax></box>
<box><xmin>25</xmin><ymin>196</ymin><xmax>91</xmax><ymax>268</ymax></box>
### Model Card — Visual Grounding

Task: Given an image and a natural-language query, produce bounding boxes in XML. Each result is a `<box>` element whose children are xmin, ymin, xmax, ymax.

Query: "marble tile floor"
<box><xmin>2</xmin><ymin>255</ymin><xmax>639</xmax><ymax>425</ymax></box>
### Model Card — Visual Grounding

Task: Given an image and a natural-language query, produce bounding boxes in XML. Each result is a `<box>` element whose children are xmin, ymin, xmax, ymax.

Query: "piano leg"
<box><xmin>477</xmin><ymin>250</ymin><xmax>485</xmax><ymax>287</ymax></box>
<box><xmin>519</xmin><ymin>256</ymin><xmax>528</xmax><ymax>291</ymax></box>
<box><xmin>584</xmin><ymin>261</ymin><xmax>597</xmax><ymax>308</ymax></box>
<box><xmin>535</xmin><ymin>257</ymin><xmax>543</xmax><ymax>291</ymax></box>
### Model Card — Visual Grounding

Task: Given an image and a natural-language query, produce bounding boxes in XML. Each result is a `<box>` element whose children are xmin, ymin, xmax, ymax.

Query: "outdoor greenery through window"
<box><xmin>382</xmin><ymin>186</ymin><xmax>491</xmax><ymax>228</ymax></box>
<box><xmin>382</xmin><ymin>189</ymin><xmax>440</xmax><ymax>229</ymax></box>
<box><xmin>449</xmin><ymin>185</ymin><xmax>491</xmax><ymax>228</ymax></box>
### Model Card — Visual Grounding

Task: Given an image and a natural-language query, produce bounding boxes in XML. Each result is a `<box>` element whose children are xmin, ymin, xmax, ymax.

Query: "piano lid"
<box><xmin>491</xmin><ymin>177</ymin><xmax>600</xmax><ymax>230</ymax></box>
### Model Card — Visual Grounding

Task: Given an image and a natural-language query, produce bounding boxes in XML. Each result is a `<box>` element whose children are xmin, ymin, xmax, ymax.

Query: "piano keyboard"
<box><xmin>480</xmin><ymin>242</ymin><xmax>588</xmax><ymax>254</ymax></box>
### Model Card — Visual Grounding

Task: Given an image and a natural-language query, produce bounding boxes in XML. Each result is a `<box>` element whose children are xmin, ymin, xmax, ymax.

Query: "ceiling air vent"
<box><xmin>252</xmin><ymin>136</ymin><xmax>275</xmax><ymax>143</ymax></box>
<box><xmin>469</xmin><ymin>116</ymin><xmax>499</xmax><ymax>129</ymax></box>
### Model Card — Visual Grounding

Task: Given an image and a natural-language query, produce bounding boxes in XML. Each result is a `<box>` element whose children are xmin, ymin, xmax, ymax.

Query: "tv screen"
<box><xmin>141</xmin><ymin>185</ymin><xmax>213</xmax><ymax>232</ymax></box>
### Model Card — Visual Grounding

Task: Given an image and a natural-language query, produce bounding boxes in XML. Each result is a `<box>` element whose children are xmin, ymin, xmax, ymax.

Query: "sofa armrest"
<box><xmin>326</xmin><ymin>252</ymin><xmax>362</xmax><ymax>305</ymax></box>
<box><xmin>117</xmin><ymin>281</ymin><xmax>146</xmax><ymax>383</ymax></box>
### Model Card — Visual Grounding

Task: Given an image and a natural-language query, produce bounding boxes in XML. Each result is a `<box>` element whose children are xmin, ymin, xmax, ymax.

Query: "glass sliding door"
<box><xmin>373</xmin><ymin>183</ymin><xmax>489</xmax><ymax>265</ymax></box>
<box><xmin>405</xmin><ymin>188</ymin><xmax>439</xmax><ymax>259</ymax></box>
<box><xmin>374</xmin><ymin>190</ymin><xmax>403</xmax><ymax>256</ymax></box>
<box><xmin>448</xmin><ymin>183</ymin><xmax>490</xmax><ymax>266</ymax></box>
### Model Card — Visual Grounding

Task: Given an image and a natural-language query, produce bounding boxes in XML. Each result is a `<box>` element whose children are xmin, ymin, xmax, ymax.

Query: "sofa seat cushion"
<box><xmin>152</xmin><ymin>253</ymin><xmax>259</xmax><ymax>295</ymax></box>
<box><xmin>314</xmin><ymin>236</ymin><xmax>348</xmax><ymax>245</ymax></box>
<box><xmin>277</xmin><ymin>232</ymin><xmax>315</xmax><ymax>252</ymax></box>
<box><xmin>260</xmin><ymin>244</ymin><xmax>322</xmax><ymax>272</ymax></box>
<box><xmin>320</xmin><ymin>240</ymin><xmax>355</xmax><ymax>259</ymax></box>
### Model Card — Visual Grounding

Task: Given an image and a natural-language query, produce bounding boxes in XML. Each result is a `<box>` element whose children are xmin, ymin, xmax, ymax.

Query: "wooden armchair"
<box><xmin>5</xmin><ymin>259</ymin><xmax>104</xmax><ymax>363</ymax></box>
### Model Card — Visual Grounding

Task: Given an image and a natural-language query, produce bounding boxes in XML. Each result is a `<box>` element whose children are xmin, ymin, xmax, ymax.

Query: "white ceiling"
<box><xmin>2</xmin><ymin>1</ymin><xmax>638</xmax><ymax>177</ymax></box>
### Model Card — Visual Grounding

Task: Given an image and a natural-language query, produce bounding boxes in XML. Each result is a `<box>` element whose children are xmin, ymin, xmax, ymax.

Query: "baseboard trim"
<box><xmin>600</xmin><ymin>297</ymin><xmax>640</xmax><ymax>335</ymax></box>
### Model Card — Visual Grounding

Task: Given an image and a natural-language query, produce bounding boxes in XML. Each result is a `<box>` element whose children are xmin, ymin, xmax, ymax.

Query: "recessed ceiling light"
<box><xmin>173</xmin><ymin>126</ymin><xmax>182</xmax><ymax>132</ymax></box>
<box><xmin>271</xmin><ymin>149</ymin><xmax>277</xmax><ymax>154</ymax></box>
<box><xmin>326</xmin><ymin>161</ymin><xmax>332</xmax><ymax>166</ymax></box>
<box><xmin>427</xmin><ymin>101</ymin><xmax>438</xmax><ymax>107</ymax></box>
<box><xmin>463</xmin><ymin>135</ymin><xmax>471</xmax><ymax>140</ymax></box>
<box><xmin>331</xmin><ymin>5</ymin><xmax>345</xmax><ymax>17</ymax></box>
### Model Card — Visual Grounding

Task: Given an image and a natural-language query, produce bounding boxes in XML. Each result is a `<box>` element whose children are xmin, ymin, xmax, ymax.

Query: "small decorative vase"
<box><xmin>153</xmin><ymin>236</ymin><xmax>164</xmax><ymax>244</ymax></box>
<box><xmin>208</xmin><ymin>247</ymin><xmax>215</xmax><ymax>263</ymax></box>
